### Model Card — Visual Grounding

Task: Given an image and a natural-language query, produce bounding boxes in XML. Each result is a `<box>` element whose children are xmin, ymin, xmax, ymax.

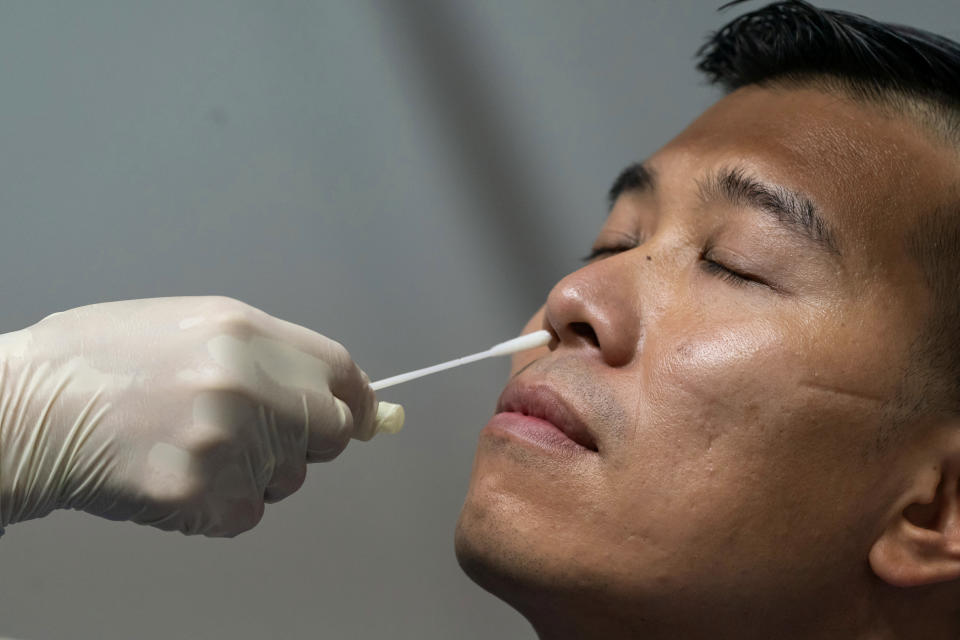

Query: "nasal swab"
<box><xmin>370</xmin><ymin>330</ymin><xmax>551</xmax><ymax>391</ymax></box>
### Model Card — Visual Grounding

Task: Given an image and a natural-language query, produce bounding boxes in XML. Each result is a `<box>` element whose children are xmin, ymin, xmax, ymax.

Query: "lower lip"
<box><xmin>482</xmin><ymin>411</ymin><xmax>590</xmax><ymax>453</ymax></box>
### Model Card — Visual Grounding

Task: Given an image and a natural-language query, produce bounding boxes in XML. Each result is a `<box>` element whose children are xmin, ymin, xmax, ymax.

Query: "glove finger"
<box><xmin>263</xmin><ymin>442</ymin><xmax>307</xmax><ymax>503</ymax></box>
<box><xmin>135</xmin><ymin>391</ymin><xmax>274</xmax><ymax>537</ymax></box>
<box><xmin>303</xmin><ymin>391</ymin><xmax>352</xmax><ymax>462</ymax></box>
<box><xmin>243</xmin><ymin>393</ymin><xmax>309</xmax><ymax>503</ymax></box>
<box><xmin>261</xmin><ymin>317</ymin><xmax>377</xmax><ymax>441</ymax></box>
<box><xmin>337</xmin><ymin>371</ymin><xmax>376</xmax><ymax>442</ymax></box>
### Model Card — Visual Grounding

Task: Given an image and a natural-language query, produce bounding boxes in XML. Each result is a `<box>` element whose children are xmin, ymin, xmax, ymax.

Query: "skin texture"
<box><xmin>454</xmin><ymin>86</ymin><xmax>960</xmax><ymax>639</ymax></box>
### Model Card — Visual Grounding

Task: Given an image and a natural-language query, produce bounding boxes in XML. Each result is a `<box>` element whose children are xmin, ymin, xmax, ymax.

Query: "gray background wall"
<box><xmin>0</xmin><ymin>2</ymin><xmax>956</xmax><ymax>638</ymax></box>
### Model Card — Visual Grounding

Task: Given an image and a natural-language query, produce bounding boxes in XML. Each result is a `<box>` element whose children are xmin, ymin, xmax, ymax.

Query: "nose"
<box><xmin>542</xmin><ymin>258</ymin><xmax>642</xmax><ymax>367</ymax></box>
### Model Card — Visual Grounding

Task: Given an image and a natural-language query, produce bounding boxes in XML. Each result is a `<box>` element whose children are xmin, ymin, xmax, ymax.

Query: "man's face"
<box><xmin>455</xmin><ymin>86</ymin><xmax>958</xmax><ymax>633</ymax></box>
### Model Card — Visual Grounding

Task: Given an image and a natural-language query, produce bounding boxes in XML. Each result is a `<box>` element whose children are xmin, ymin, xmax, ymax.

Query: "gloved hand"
<box><xmin>0</xmin><ymin>296</ymin><xmax>403</xmax><ymax>537</ymax></box>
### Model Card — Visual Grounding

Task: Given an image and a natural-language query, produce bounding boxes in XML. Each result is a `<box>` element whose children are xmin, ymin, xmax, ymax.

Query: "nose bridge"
<box><xmin>543</xmin><ymin>256</ymin><xmax>643</xmax><ymax>367</ymax></box>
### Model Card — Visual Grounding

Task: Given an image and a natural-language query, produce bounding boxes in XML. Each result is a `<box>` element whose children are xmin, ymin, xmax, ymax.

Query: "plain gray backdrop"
<box><xmin>0</xmin><ymin>2</ymin><xmax>957</xmax><ymax>638</ymax></box>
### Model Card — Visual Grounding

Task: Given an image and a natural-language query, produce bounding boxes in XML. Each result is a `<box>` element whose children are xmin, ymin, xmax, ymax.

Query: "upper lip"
<box><xmin>495</xmin><ymin>381</ymin><xmax>599</xmax><ymax>452</ymax></box>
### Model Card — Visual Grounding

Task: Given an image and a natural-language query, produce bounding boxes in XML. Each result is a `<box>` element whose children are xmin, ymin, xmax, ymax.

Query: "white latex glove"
<box><xmin>0</xmin><ymin>296</ymin><xmax>403</xmax><ymax>537</ymax></box>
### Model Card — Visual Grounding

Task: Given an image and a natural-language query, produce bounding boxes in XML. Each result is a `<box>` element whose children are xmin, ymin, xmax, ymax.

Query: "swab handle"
<box><xmin>370</xmin><ymin>351</ymin><xmax>489</xmax><ymax>391</ymax></box>
<box><xmin>370</xmin><ymin>330</ymin><xmax>551</xmax><ymax>391</ymax></box>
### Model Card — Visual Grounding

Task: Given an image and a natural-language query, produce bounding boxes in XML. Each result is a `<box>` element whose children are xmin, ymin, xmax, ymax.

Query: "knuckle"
<box><xmin>36</xmin><ymin>308</ymin><xmax>69</xmax><ymax>326</ymax></box>
<box><xmin>217</xmin><ymin>310</ymin><xmax>253</xmax><ymax>335</ymax></box>
<box><xmin>182</xmin><ymin>420</ymin><xmax>235</xmax><ymax>458</ymax></box>
<box><xmin>194</xmin><ymin>369</ymin><xmax>241</xmax><ymax>394</ymax></box>
<box><xmin>205</xmin><ymin>297</ymin><xmax>258</xmax><ymax>333</ymax></box>
<box><xmin>202</xmin><ymin>295</ymin><xmax>244</xmax><ymax>311</ymax></box>
<box><xmin>325</xmin><ymin>339</ymin><xmax>355</xmax><ymax>373</ymax></box>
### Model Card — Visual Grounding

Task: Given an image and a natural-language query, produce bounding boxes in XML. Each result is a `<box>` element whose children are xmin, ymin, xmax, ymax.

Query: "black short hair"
<box><xmin>695</xmin><ymin>1</ymin><xmax>960</xmax><ymax>416</ymax></box>
<box><xmin>697</xmin><ymin>1</ymin><xmax>960</xmax><ymax>109</ymax></box>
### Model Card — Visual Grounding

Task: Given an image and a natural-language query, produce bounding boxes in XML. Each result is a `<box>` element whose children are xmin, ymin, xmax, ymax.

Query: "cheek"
<box><xmin>650</xmin><ymin>322</ymin><xmax>790</xmax><ymax>438</ymax></box>
<box><xmin>629</xmin><ymin>319</ymin><xmax>885</xmax><ymax>533</ymax></box>
<box><xmin>616</xmin><ymin>320</ymin><xmax>817</xmax><ymax>519</ymax></box>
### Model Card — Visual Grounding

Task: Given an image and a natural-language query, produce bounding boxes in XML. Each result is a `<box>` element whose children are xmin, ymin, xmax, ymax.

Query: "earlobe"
<box><xmin>869</xmin><ymin>464</ymin><xmax>960</xmax><ymax>588</ymax></box>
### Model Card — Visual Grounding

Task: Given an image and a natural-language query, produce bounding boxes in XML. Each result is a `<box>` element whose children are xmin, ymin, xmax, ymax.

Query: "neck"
<box><xmin>514</xmin><ymin>590</ymin><xmax>909</xmax><ymax>640</ymax></box>
<box><xmin>526</xmin><ymin>614</ymin><xmax>883</xmax><ymax>640</ymax></box>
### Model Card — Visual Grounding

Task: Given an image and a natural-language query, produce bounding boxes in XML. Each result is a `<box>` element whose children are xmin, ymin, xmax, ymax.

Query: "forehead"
<box><xmin>652</xmin><ymin>86</ymin><xmax>958</xmax><ymax>278</ymax></box>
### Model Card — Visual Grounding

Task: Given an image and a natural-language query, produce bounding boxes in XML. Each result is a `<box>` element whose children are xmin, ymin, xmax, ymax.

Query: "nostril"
<box><xmin>569</xmin><ymin>322</ymin><xmax>600</xmax><ymax>348</ymax></box>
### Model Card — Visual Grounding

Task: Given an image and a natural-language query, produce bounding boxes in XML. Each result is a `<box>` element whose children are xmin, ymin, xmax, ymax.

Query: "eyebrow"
<box><xmin>607</xmin><ymin>162</ymin><xmax>656</xmax><ymax>209</ymax></box>
<box><xmin>607</xmin><ymin>162</ymin><xmax>841</xmax><ymax>256</ymax></box>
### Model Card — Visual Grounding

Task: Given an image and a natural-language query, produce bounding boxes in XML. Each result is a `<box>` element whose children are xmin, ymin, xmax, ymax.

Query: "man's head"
<box><xmin>454</xmin><ymin>2</ymin><xmax>960</xmax><ymax>638</ymax></box>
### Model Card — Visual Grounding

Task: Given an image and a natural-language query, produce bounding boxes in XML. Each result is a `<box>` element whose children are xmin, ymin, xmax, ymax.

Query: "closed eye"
<box><xmin>581</xmin><ymin>245</ymin><xmax>636</xmax><ymax>262</ymax></box>
<box><xmin>584</xmin><ymin>246</ymin><xmax>771</xmax><ymax>291</ymax></box>
<box><xmin>700</xmin><ymin>258</ymin><xmax>763</xmax><ymax>288</ymax></box>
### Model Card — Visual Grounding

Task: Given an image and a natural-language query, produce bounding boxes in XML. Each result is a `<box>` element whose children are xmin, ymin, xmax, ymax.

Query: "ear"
<box><xmin>869</xmin><ymin>438</ymin><xmax>960</xmax><ymax>588</ymax></box>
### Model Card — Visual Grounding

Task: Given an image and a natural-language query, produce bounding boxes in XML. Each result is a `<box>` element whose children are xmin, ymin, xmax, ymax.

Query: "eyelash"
<box><xmin>580</xmin><ymin>246</ymin><xmax>634</xmax><ymax>262</ymax></box>
<box><xmin>699</xmin><ymin>258</ymin><xmax>753</xmax><ymax>287</ymax></box>
<box><xmin>582</xmin><ymin>246</ymin><xmax>757</xmax><ymax>288</ymax></box>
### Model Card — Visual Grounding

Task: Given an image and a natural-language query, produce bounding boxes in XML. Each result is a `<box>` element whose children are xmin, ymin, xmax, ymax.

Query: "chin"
<box><xmin>454</xmin><ymin>505</ymin><xmax>560</xmax><ymax>623</ymax></box>
<box><xmin>454</xmin><ymin>481</ymin><xmax>563</xmax><ymax>598</ymax></box>
<box><xmin>454</xmin><ymin>485</ymin><xmax>609</xmax><ymax>613</ymax></box>
<box><xmin>455</xmin><ymin>441</ymin><xmax>618</xmax><ymax>604</ymax></box>
<box><xmin>454</xmin><ymin>504</ymin><xmax>657</xmax><ymax>638</ymax></box>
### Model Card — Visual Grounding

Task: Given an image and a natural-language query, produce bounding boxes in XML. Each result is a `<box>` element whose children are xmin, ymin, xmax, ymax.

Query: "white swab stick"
<box><xmin>370</xmin><ymin>330</ymin><xmax>551</xmax><ymax>391</ymax></box>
